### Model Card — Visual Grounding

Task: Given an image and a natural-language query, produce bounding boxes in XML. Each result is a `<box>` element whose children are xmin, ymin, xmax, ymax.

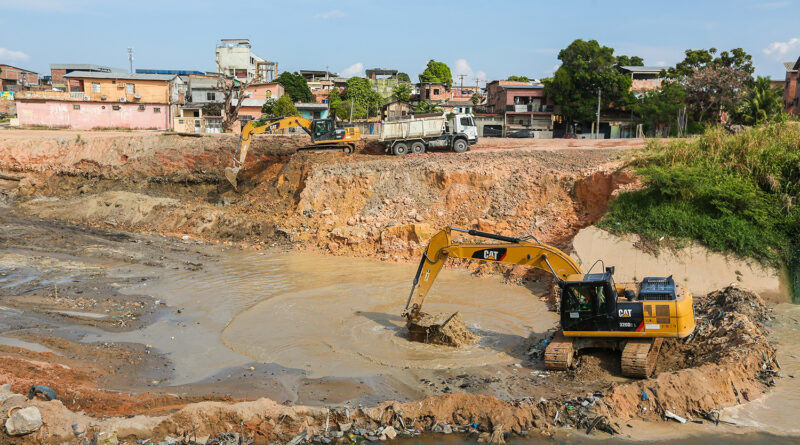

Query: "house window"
<box><xmin>153</xmin><ymin>107</ymin><xmax>161</xmax><ymax>113</ymax></box>
<box><xmin>179</xmin><ymin>119</ymin><xmax>184</xmax><ymax>124</ymax></box>
<box><xmin>73</xmin><ymin>104</ymin><xmax>80</xmax><ymax>110</ymax></box>
<box><xmin>138</xmin><ymin>104</ymin><xmax>146</xmax><ymax>111</ymax></box>
<box><xmin>112</xmin><ymin>105</ymin><xmax>121</xmax><ymax>110</ymax></box>
<box><xmin>91</xmin><ymin>82</ymin><xmax>101</xmax><ymax>93</ymax></box>
<box><xmin>207</xmin><ymin>92</ymin><xmax>216</xmax><ymax>101</ymax></box>
<box><xmin>126</xmin><ymin>83</ymin><xmax>135</xmax><ymax>94</ymax></box>
<box><xmin>433</xmin><ymin>89</ymin><xmax>440</xmax><ymax>95</ymax></box>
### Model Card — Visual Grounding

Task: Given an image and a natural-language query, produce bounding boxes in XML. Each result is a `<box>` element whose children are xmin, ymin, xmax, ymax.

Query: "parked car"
<box><xmin>482</xmin><ymin>126</ymin><xmax>502</xmax><ymax>137</ymax></box>
<box><xmin>507</xmin><ymin>129</ymin><xmax>535</xmax><ymax>138</ymax></box>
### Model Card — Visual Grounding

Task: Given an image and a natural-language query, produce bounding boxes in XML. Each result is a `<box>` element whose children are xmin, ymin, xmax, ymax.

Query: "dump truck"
<box><xmin>380</xmin><ymin>114</ymin><xmax>478</xmax><ymax>155</ymax></box>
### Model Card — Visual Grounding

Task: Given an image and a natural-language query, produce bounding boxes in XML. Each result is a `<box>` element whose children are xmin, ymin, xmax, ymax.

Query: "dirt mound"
<box><xmin>412</xmin><ymin>312</ymin><xmax>479</xmax><ymax>347</ymax></box>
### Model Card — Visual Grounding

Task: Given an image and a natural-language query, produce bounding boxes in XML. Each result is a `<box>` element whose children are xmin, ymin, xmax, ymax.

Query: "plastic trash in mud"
<box><xmin>28</xmin><ymin>385</ymin><xmax>57</xmax><ymax>401</ymax></box>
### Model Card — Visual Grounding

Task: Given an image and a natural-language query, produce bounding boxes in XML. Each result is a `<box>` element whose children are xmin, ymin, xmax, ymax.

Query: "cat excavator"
<box><xmin>224</xmin><ymin>116</ymin><xmax>360</xmax><ymax>189</ymax></box>
<box><xmin>402</xmin><ymin>226</ymin><xmax>696</xmax><ymax>378</ymax></box>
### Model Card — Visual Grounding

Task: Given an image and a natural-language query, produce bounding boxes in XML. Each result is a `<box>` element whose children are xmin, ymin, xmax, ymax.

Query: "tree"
<box><xmin>668</xmin><ymin>48</ymin><xmax>754</xmax><ymax>79</ymax></box>
<box><xmin>737</xmin><ymin>76</ymin><xmax>784</xmax><ymax>125</ymax></box>
<box><xmin>397</xmin><ymin>72</ymin><xmax>410</xmax><ymax>82</ymax></box>
<box><xmin>471</xmin><ymin>92</ymin><xmax>481</xmax><ymax>106</ymax></box>
<box><xmin>419</xmin><ymin>60</ymin><xmax>453</xmax><ymax>90</ymax></box>
<box><xmin>327</xmin><ymin>89</ymin><xmax>343</xmax><ymax>120</ymax></box>
<box><xmin>272</xmin><ymin>95</ymin><xmax>299</xmax><ymax>117</ymax></box>
<box><xmin>542</xmin><ymin>39</ymin><xmax>634</xmax><ymax>126</ymax></box>
<box><xmin>507</xmin><ymin>75</ymin><xmax>530</xmax><ymax>82</ymax></box>
<box><xmin>391</xmin><ymin>83</ymin><xmax>411</xmax><ymax>102</ymax></box>
<box><xmin>261</xmin><ymin>98</ymin><xmax>277</xmax><ymax>116</ymax></box>
<box><xmin>215</xmin><ymin>76</ymin><xmax>257</xmax><ymax>131</ymax></box>
<box><xmin>276</xmin><ymin>72</ymin><xmax>313</xmax><ymax>103</ymax></box>
<box><xmin>615</xmin><ymin>55</ymin><xmax>644</xmax><ymax>67</ymax></box>
<box><xmin>683</xmin><ymin>66</ymin><xmax>750</xmax><ymax>123</ymax></box>
<box><xmin>342</xmin><ymin>77</ymin><xmax>383</xmax><ymax>119</ymax></box>
<box><xmin>415</xmin><ymin>101</ymin><xmax>443</xmax><ymax>114</ymax></box>
<box><xmin>633</xmin><ymin>81</ymin><xmax>686</xmax><ymax>132</ymax></box>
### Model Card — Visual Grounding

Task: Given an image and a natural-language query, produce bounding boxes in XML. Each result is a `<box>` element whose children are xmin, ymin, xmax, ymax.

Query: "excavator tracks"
<box><xmin>621</xmin><ymin>337</ymin><xmax>663</xmax><ymax>378</ymax></box>
<box><xmin>544</xmin><ymin>333</ymin><xmax>575</xmax><ymax>371</ymax></box>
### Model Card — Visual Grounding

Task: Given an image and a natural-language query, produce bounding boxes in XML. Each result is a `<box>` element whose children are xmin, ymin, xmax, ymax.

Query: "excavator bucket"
<box><xmin>406</xmin><ymin>312</ymin><xmax>477</xmax><ymax>347</ymax></box>
<box><xmin>224</xmin><ymin>166</ymin><xmax>240</xmax><ymax>190</ymax></box>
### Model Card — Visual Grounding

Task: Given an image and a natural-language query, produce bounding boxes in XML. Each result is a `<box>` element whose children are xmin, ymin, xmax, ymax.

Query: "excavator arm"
<box><xmin>402</xmin><ymin>227</ymin><xmax>582</xmax><ymax>321</ymax></box>
<box><xmin>224</xmin><ymin>116</ymin><xmax>313</xmax><ymax>189</ymax></box>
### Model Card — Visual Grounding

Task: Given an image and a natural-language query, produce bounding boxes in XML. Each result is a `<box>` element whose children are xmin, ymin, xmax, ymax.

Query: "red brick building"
<box><xmin>784</xmin><ymin>58</ymin><xmax>800</xmax><ymax>116</ymax></box>
<box><xmin>0</xmin><ymin>64</ymin><xmax>38</xmax><ymax>92</ymax></box>
<box><xmin>484</xmin><ymin>80</ymin><xmax>553</xmax><ymax>134</ymax></box>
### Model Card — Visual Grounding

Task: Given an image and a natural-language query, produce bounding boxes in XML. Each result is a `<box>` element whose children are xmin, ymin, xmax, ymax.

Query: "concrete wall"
<box><xmin>75</xmin><ymin>78</ymin><xmax>172</xmax><ymax>103</ymax></box>
<box><xmin>245</xmin><ymin>83</ymin><xmax>284</xmax><ymax>101</ymax></box>
<box><xmin>784</xmin><ymin>70</ymin><xmax>799</xmax><ymax>116</ymax></box>
<box><xmin>17</xmin><ymin>100</ymin><xmax>171</xmax><ymax>130</ymax></box>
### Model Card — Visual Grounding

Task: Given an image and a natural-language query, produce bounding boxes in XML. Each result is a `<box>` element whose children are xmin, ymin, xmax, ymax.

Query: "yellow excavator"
<box><xmin>224</xmin><ymin>116</ymin><xmax>360</xmax><ymax>189</ymax></box>
<box><xmin>403</xmin><ymin>227</ymin><xmax>696</xmax><ymax>378</ymax></box>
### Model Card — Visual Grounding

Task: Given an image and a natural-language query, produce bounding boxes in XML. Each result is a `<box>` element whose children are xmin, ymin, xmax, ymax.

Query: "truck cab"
<box><xmin>451</xmin><ymin>113</ymin><xmax>478</xmax><ymax>144</ymax></box>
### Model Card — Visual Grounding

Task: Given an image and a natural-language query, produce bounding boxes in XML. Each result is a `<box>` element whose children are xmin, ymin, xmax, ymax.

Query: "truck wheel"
<box><xmin>453</xmin><ymin>139</ymin><xmax>468</xmax><ymax>153</ymax></box>
<box><xmin>392</xmin><ymin>142</ymin><xmax>409</xmax><ymax>156</ymax></box>
<box><xmin>410</xmin><ymin>141</ymin><xmax>426</xmax><ymax>154</ymax></box>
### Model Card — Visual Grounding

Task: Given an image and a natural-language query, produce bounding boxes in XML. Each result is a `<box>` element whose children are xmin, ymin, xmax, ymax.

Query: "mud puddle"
<box><xmin>98</xmin><ymin>251</ymin><xmax>555</xmax><ymax>385</ymax></box>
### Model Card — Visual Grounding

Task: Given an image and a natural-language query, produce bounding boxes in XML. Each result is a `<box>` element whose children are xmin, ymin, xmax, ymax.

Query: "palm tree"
<box><xmin>739</xmin><ymin>76</ymin><xmax>783</xmax><ymax>125</ymax></box>
<box><xmin>415</xmin><ymin>100</ymin><xmax>443</xmax><ymax>114</ymax></box>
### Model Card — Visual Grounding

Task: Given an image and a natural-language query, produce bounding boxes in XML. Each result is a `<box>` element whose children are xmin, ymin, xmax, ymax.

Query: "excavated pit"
<box><xmin>0</xmin><ymin>131</ymin><xmax>794</xmax><ymax>443</ymax></box>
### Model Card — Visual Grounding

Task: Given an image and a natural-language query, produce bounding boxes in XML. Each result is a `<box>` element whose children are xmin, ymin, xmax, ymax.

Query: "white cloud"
<box><xmin>656</xmin><ymin>61</ymin><xmax>667</xmax><ymax>66</ymax></box>
<box><xmin>0</xmin><ymin>48</ymin><xmax>30</xmax><ymax>62</ymax></box>
<box><xmin>763</xmin><ymin>37</ymin><xmax>800</xmax><ymax>58</ymax></box>
<box><xmin>453</xmin><ymin>59</ymin><xmax>486</xmax><ymax>84</ymax></box>
<box><xmin>340</xmin><ymin>62</ymin><xmax>363</xmax><ymax>77</ymax></box>
<box><xmin>314</xmin><ymin>9</ymin><xmax>345</xmax><ymax>19</ymax></box>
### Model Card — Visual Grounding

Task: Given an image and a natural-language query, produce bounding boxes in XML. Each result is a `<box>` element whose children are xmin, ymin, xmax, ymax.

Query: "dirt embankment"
<box><xmin>1</xmin><ymin>132</ymin><xmax>635</xmax><ymax>279</ymax></box>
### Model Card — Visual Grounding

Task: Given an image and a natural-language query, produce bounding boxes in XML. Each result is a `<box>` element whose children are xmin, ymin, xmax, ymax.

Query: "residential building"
<box><xmin>418</xmin><ymin>82</ymin><xmax>450</xmax><ymax>102</ymax></box>
<box><xmin>618</xmin><ymin>66</ymin><xmax>664</xmax><ymax>94</ymax></box>
<box><xmin>381</xmin><ymin>100</ymin><xmax>412</xmax><ymax>120</ymax></box>
<box><xmin>484</xmin><ymin>80</ymin><xmax>553</xmax><ymax>136</ymax></box>
<box><xmin>301</xmin><ymin>70</ymin><xmax>347</xmax><ymax>103</ymax></box>
<box><xmin>15</xmin><ymin>71</ymin><xmax>183</xmax><ymax>130</ymax></box>
<box><xmin>0</xmin><ymin>64</ymin><xmax>39</xmax><ymax>92</ymax></box>
<box><xmin>49</xmin><ymin>64</ymin><xmax>126</xmax><ymax>91</ymax></box>
<box><xmin>216</xmin><ymin>39</ymin><xmax>277</xmax><ymax>82</ymax></box>
<box><xmin>784</xmin><ymin>58</ymin><xmax>799</xmax><ymax>116</ymax></box>
<box><xmin>296</xmin><ymin>103</ymin><xmax>329</xmax><ymax>120</ymax></box>
<box><xmin>366</xmin><ymin>68</ymin><xmax>400</xmax><ymax>101</ymax></box>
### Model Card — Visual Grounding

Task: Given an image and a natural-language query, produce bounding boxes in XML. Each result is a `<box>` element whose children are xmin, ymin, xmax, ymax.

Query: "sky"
<box><xmin>1</xmin><ymin>0</ymin><xmax>798</xmax><ymax>85</ymax></box>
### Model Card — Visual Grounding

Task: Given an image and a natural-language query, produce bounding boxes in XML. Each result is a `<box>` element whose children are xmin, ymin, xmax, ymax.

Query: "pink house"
<box><xmin>16</xmin><ymin>100</ymin><xmax>171</xmax><ymax>129</ymax></box>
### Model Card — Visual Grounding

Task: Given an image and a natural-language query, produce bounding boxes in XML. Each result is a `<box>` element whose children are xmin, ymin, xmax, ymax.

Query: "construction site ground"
<box><xmin>0</xmin><ymin>129</ymin><xmax>797</xmax><ymax>444</ymax></box>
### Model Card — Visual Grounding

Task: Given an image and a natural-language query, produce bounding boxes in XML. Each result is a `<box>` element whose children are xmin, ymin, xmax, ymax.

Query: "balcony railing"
<box><xmin>505</xmin><ymin>104</ymin><xmax>553</xmax><ymax>113</ymax></box>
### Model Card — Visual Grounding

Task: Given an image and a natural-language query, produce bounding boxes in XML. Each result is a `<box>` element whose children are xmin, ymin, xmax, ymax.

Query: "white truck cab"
<box><xmin>451</xmin><ymin>113</ymin><xmax>479</xmax><ymax>143</ymax></box>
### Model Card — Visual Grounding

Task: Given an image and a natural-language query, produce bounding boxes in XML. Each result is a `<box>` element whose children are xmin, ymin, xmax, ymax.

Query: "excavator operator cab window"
<box><xmin>563</xmin><ymin>280</ymin><xmax>609</xmax><ymax>315</ymax></box>
<box><xmin>312</xmin><ymin>120</ymin><xmax>331</xmax><ymax>139</ymax></box>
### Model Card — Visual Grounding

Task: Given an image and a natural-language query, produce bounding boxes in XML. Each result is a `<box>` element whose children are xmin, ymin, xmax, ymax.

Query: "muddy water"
<box><xmin>107</xmin><ymin>251</ymin><xmax>553</xmax><ymax>384</ymax></box>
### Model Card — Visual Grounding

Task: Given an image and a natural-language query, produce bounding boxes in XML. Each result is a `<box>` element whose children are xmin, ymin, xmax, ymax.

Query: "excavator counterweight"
<box><xmin>403</xmin><ymin>226</ymin><xmax>696</xmax><ymax>378</ymax></box>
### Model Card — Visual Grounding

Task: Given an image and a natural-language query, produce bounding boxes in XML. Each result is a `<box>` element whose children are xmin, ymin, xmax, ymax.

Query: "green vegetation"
<box><xmin>272</xmin><ymin>95</ymin><xmax>299</xmax><ymax>117</ymax></box>
<box><xmin>737</xmin><ymin>76</ymin><xmax>784</xmax><ymax>125</ymax></box>
<box><xmin>599</xmin><ymin>123</ymin><xmax>800</xmax><ymax>299</ymax></box>
<box><xmin>415</xmin><ymin>101</ymin><xmax>443</xmax><ymax>114</ymax></box>
<box><xmin>543</xmin><ymin>39</ymin><xmax>635</xmax><ymax>126</ymax></box>
<box><xmin>397</xmin><ymin>72</ymin><xmax>410</xmax><ymax>83</ymax></box>
<box><xmin>391</xmin><ymin>83</ymin><xmax>411</xmax><ymax>102</ymax></box>
<box><xmin>276</xmin><ymin>72</ymin><xmax>313</xmax><ymax>103</ymax></box>
<box><xmin>419</xmin><ymin>60</ymin><xmax>453</xmax><ymax>90</ymax></box>
<box><xmin>507</xmin><ymin>75</ymin><xmax>530</xmax><ymax>82</ymax></box>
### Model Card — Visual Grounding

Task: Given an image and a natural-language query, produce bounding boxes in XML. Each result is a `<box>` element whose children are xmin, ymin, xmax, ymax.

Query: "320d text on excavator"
<box><xmin>403</xmin><ymin>226</ymin><xmax>696</xmax><ymax>378</ymax></box>
<box><xmin>225</xmin><ymin>115</ymin><xmax>360</xmax><ymax>189</ymax></box>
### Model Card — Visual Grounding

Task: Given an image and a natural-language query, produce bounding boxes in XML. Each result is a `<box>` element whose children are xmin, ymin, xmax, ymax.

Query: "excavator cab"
<box><xmin>311</xmin><ymin>119</ymin><xmax>335</xmax><ymax>141</ymax></box>
<box><xmin>560</xmin><ymin>270</ymin><xmax>618</xmax><ymax>333</ymax></box>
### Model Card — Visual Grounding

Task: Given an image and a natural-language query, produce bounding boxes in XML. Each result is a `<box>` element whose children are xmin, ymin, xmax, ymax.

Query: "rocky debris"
<box><xmin>5</xmin><ymin>406</ymin><xmax>43</xmax><ymax>436</ymax></box>
<box><xmin>411</xmin><ymin>312</ymin><xmax>479</xmax><ymax>347</ymax></box>
<box><xmin>703</xmin><ymin>285</ymin><xmax>772</xmax><ymax>326</ymax></box>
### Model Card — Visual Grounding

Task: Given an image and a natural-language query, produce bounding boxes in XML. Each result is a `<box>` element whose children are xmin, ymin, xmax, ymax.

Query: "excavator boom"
<box><xmin>403</xmin><ymin>227</ymin><xmax>581</xmax><ymax>321</ymax></box>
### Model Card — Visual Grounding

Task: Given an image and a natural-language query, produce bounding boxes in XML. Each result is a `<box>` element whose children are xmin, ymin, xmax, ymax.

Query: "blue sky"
<box><xmin>1</xmin><ymin>0</ymin><xmax>798</xmax><ymax>84</ymax></box>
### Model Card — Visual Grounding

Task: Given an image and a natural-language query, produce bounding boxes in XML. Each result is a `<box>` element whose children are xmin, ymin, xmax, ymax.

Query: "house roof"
<box><xmin>0</xmin><ymin>64</ymin><xmax>38</xmax><ymax>74</ymax></box>
<box><xmin>792</xmin><ymin>58</ymin><xmax>800</xmax><ymax>71</ymax></box>
<box><xmin>619</xmin><ymin>65</ymin><xmax>665</xmax><ymax>73</ymax></box>
<box><xmin>501</xmin><ymin>84</ymin><xmax>544</xmax><ymax>90</ymax></box>
<box><xmin>65</xmin><ymin>71</ymin><xmax>177</xmax><ymax>81</ymax></box>
<box><xmin>295</xmin><ymin>102</ymin><xmax>328</xmax><ymax>110</ymax></box>
<box><xmin>50</xmin><ymin>63</ymin><xmax>126</xmax><ymax>73</ymax></box>
<box><xmin>189</xmin><ymin>78</ymin><xmax>223</xmax><ymax>89</ymax></box>
<box><xmin>239</xmin><ymin>98</ymin><xmax>267</xmax><ymax>107</ymax></box>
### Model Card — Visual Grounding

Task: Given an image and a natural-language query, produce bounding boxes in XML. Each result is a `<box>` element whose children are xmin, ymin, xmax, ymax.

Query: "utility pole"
<box><xmin>127</xmin><ymin>47</ymin><xmax>134</xmax><ymax>73</ymax></box>
<box><xmin>457</xmin><ymin>74</ymin><xmax>466</xmax><ymax>90</ymax></box>
<box><xmin>595</xmin><ymin>88</ymin><xmax>601</xmax><ymax>139</ymax></box>
<box><xmin>349</xmin><ymin>98</ymin><xmax>354</xmax><ymax>122</ymax></box>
